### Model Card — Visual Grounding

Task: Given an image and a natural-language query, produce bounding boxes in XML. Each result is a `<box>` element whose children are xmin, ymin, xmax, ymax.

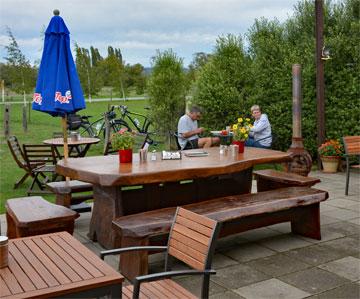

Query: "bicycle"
<box><xmin>109</xmin><ymin>105</ymin><xmax>156</xmax><ymax>145</ymax></box>
<box><xmin>68</xmin><ymin>107</ymin><xmax>121</xmax><ymax>138</ymax></box>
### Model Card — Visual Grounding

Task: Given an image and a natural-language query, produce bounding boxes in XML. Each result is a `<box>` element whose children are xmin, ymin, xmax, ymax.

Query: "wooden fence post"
<box><xmin>103</xmin><ymin>112</ymin><xmax>111</xmax><ymax>155</ymax></box>
<box><xmin>4</xmin><ymin>104</ymin><xmax>10</xmax><ymax>137</ymax></box>
<box><xmin>22</xmin><ymin>105</ymin><xmax>28</xmax><ymax>132</ymax></box>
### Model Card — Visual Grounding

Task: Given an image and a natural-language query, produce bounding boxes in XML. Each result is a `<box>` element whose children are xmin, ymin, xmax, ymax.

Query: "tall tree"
<box><xmin>147</xmin><ymin>49</ymin><xmax>188</xmax><ymax>148</ymax></box>
<box><xmin>75</xmin><ymin>44</ymin><xmax>103</xmax><ymax>98</ymax></box>
<box><xmin>4</xmin><ymin>27</ymin><xmax>36</xmax><ymax>104</ymax></box>
<box><xmin>193</xmin><ymin>34</ymin><xmax>250</xmax><ymax>130</ymax></box>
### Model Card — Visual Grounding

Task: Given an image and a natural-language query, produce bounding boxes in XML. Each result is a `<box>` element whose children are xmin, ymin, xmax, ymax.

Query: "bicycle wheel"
<box><xmin>79</xmin><ymin>123</ymin><xmax>96</xmax><ymax>138</ymax></box>
<box><xmin>103</xmin><ymin>119</ymin><xmax>132</xmax><ymax>138</ymax></box>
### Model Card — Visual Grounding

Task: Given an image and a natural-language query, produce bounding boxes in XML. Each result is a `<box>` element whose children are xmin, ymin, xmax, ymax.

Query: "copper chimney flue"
<box><xmin>285</xmin><ymin>64</ymin><xmax>312</xmax><ymax>176</ymax></box>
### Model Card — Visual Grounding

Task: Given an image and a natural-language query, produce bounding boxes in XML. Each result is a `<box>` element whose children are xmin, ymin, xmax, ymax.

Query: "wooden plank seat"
<box><xmin>47</xmin><ymin>180</ymin><xmax>93</xmax><ymax>213</ymax></box>
<box><xmin>253</xmin><ymin>169</ymin><xmax>321</xmax><ymax>192</ymax></box>
<box><xmin>112</xmin><ymin>186</ymin><xmax>328</xmax><ymax>280</ymax></box>
<box><xmin>6</xmin><ymin>196</ymin><xmax>79</xmax><ymax>238</ymax></box>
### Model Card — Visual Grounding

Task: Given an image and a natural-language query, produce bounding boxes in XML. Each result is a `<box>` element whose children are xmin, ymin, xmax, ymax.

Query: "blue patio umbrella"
<box><xmin>32</xmin><ymin>10</ymin><xmax>85</xmax><ymax>159</ymax></box>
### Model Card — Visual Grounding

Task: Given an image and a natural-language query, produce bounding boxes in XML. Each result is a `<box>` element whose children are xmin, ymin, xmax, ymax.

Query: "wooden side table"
<box><xmin>0</xmin><ymin>232</ymin><xmax>124</xmax><ymax>298</ymax></box>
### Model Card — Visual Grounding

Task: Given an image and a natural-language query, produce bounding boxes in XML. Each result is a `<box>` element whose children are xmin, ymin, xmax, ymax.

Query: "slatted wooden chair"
<box><xmin>22</xmin><ymin>144</ymin><xmax>59</xmax><ymax>195</ymax></box>
<box><xmin>101</xmin><ymin>207</ymin><xmax>221</xmax><ymax>299</ymax></box>
<box><xmin>343</xmin><ymin>136</ymin><xmax>360</xmax><ymax>195</ymax></box>
<box><xmin>7</xmin><ymin>136</ymin><xmax>43</xmax><ymax>189</ymax></box>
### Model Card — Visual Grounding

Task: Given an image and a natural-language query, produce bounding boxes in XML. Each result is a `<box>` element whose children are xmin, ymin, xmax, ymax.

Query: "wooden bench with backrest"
<box><xmin>6</xmin><ymin>196</ymin><xmax>79</xmax><ymax>238</ymax></box>
<box><xmin>253</xmin><ymin>169</ymin><xmax>321</xmax><ymax>192</ymax></box>
<box><xmin>112</xmin><ymin>186</ymin><xmax>328</xmax><ymax>280</ymax></box>
<box><xmin>343</xmin><ymin>136</ymin><xmax>360</xmax><ymax>195</ymax></box>
<box><xmin>46</xmin><ymin>180</ymin><xmax>93</xmax><ymax>213</ymax></box>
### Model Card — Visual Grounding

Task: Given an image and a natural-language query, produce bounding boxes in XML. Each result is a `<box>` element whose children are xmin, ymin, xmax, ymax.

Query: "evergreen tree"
<box><xmin>3</xmin><ymin>27</ymin><xmax>36</xmax><ymax>100</ymax></box>
<box><xmin>193</xmin><ymin>34</ymin><xmax>250</xmax><ymax>130</ymax></box>
<box><xmin>147</xmin><ymin>49</ymin><xmax>188</xmax><ymax>148</ymax></box>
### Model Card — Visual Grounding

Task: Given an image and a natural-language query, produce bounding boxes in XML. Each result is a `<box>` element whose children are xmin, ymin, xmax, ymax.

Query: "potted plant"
<box><xmin>232</xmin><ymin>117</ymin><xmax>252</xmax><ymax>153</ymax></box>
<box><xmin>111</xmin><ymin>128</ymin><xmax>135</xmax><ymax>163</ymax></box>
<box><xmin>318</xmin><ymin>139</ymin><xmax>343</xmax><ymax>173</ymax></box>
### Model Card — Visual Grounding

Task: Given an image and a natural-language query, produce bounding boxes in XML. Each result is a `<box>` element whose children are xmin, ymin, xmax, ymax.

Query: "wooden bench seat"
<box><xmin>112</xmin><ymin>186</ymin><xmax>328</xmax><ymax>280</ymax></box>
<box><xmin>253</xmin><ymin>169</ymin><xmax>320</xmax><ymax>192</ymax></box>
<box><xmin>47</xmin><ymin>180</ymin><xmax>93</xmax><ymax>213</ymax></box>
<box><xmin>6</xmin><ymin>196</ymin><xmax>79</xmax><ymax>238</ymax></box>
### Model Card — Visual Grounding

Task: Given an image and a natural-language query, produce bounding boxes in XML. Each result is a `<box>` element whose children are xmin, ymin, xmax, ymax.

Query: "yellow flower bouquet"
<box><xmin>232</xmin><ymin>117</ymin><xmax>252</xmax><ymax>141</ymax></box>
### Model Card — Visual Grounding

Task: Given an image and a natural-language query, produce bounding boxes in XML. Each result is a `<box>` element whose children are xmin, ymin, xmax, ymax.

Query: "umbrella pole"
<box><xmin>62</xmin><ymin>116</ymin><xmax>70</xmax><ymax>182</ymax></box>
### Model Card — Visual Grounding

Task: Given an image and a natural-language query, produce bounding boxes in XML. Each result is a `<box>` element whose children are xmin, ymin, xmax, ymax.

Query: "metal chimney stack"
<box><xmin>285</xmin><ymin>64</ymin><xmax>312</xmax><ymax>176</ymax></box>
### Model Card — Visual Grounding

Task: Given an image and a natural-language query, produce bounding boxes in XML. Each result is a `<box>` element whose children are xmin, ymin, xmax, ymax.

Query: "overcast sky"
<box><xmin>0</xmin><ymin>0</ymin><xmax>299</xmax><ymax>67</ymax></box>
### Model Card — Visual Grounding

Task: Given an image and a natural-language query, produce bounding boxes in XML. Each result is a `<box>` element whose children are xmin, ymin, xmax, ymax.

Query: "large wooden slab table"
<box><xmin>56</xmin><ymin>147</ymin><xmax>291</xmax><ymax>249</ymax></box>
<box><xmin>0</xmin><ymin>232</ymin><xmax>123</xmax><ymax>298</ymax></box>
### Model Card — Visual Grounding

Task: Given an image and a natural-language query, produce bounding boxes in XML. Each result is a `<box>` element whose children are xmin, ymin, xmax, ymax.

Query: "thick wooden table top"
<box><xmin>0</xmin><ymin>232</ymin><xmax>123</xmax><ymax>298</ymax></box>
<box><xmin>56</xmin><ymin>147</ymin><xmax>291</xmax><ymax>186</ymax></box>
<box><xmin>43</xmin><ymin>137</ymin><xmax>100</xmax><ymax>146</ymax></box>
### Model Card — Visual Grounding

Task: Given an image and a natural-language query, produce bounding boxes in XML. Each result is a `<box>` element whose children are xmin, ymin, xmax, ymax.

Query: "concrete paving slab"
<box><xmin>258</xmin><ymin>233</ymin><xmax>313</xmax><ymax>252</ymax></box>
<box><xmin>347</xmin><ymin>218</ymin><xmax>360</xmax><ymax>225</ymax></box>
<box><xmin>322</xmin><ymin>209</ymin><xmax>359</xmax><ymax>221</ymax></box>
<box><xmin>236</xmin><ymin>227</ymin><xmax>281</xmax><ymax>242</ymax></box>
<box><xmin>212</xmin><ymin>252</ymin><xmax>239</xmax><ymax>269</ymax></box>
<box><xmin>316</xmin><ymin>282</ymin><xmax>360</xmax><ymax>299</ymax></box>
<box><xmin>279</xmin><ymin>267</ymin><xmax>351</xmax><ymax>295</ymax></box>
<box><xmin>321</xmin><ymin>237</ymin><xmax>360</xmax><ymax>258</ymax></box>
<box><xmin>318</xmin><ymin>204</ymin><xmax>338</xmax><ymax>212</ymax></box>
<box><xmin>325</xmin><ymin>198</ymin><xmax>358</xmax><ymax>208</ymax></box>
<box><xmin>234</xmin><ymin>278</ymin><xmax>310</xmax><ymax>299</ymax></box>
<box><xmin>267</xmin><ymin>222</ymin><xmax>291</xmax><ymax>233</ymax></box>
<box><xmin>211</xmin><ymin>264</ymin><xmax>270</xmax><ymax>289</ymax></box>
<box><xmin>245</xmin><ymin>253</ymin><xmax>310</xmax><ymax>277</ymax></box>
<box><xmin>210</xmin><ymin>290</ymin><xmax>245</xmax><ymax>299</ymax></box>
<box><xmin>223</xmin><ymin>242</ymin><xmax>276</xmax><ymax>262</ymax></box>
<box><xmin>322</xmin><ymin>221</ymin><xmax>360</xmax><ymax>237</ymax></box>
<box><xmin>344</xmin><ymin>203</ymin><xmax>360</xmax><ymax>212</ymax></box>
<box><xmin>174</xmin><ymin>276</ymin><xmax>227</xmax><ymax>297</ymax></box>
<box><xmin>318</xmin><ymin>256</ymin><xmax>360</xmax><ymax>281</ymax></box>
<box><xmin>283</xmin><ymin>244</ymin><xmax>346</xmax><ymax>266</ymax></box>
<box><xmin>319</xmin><ymin>214</ymin><xmax>342</xmax><ymax>225</ymax></box>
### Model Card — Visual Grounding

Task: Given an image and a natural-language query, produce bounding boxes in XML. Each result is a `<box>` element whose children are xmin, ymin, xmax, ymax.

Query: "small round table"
<box><xmin>43</xmin><ymin>137</ymin><xmax>100</xmax><ymax>158</ymax></box>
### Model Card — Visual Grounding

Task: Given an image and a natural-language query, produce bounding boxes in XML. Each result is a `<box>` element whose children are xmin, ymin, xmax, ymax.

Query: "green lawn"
<box><xmin>0</xmin><ymin>100</ymin><xmax>154</xmax><ymax>213</ymax></box>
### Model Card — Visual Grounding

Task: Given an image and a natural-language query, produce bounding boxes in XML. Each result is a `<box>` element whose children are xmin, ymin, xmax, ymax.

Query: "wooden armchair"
<box><xmin>7</xmin><ymin>136</ymin><xmax>43</xmax><ymax>189</ymax></box>
<box><xmin>343</xmin><ymin>136</ymin><xmax>360</xmax><ymax>195</ymax></box>
<box><xmin>22</xmin><ymin>144</ymin><xmax>59</xmax><ymax>195</ymax></box>
<box><xmin>101</xmin><ymin>207</ymin><xmax>221</xmax><ymax>299</ymax></box>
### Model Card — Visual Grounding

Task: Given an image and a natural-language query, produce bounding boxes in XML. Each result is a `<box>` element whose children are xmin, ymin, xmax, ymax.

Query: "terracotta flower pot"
<box><xmin>119</xmin><ymin>149</ymin><xmax>133</xmax><ymax>163</ymax></box>
<box><xmin>232</xmin><ymin>140</ymin><xmax>245</xmax><ymax>153</ymax></box>
<box><xmin>321</xmin><ymin>156</ymin><xmax>340</xmax><ymax>173</ymax></box>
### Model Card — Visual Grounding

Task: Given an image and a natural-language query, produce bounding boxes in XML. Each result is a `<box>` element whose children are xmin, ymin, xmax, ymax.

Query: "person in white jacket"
<box><xmin>245</xmin><ymin>105</ymin><xmax>272</xmax><ymax>148</ymax></box>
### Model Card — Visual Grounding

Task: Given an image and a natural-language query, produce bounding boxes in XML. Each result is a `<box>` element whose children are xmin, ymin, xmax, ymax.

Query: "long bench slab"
<box><xmin>47</xmin><ymin>180</ymin><xmax>93</xmax><ymax>213</ymax></box>
<box><xmin>253</xmin><ymin>169</ymin><xmax>321</xmax><ymax>192</ymax></box>
<box><xmin>112</xmin><ymin>186</ymin><xmax>328</xmax><ymax>280</ymax></box>
<box><xmin>6</xmin><ymin>196</ymin><xmax>79</xmax><ymax>238</ymax></box>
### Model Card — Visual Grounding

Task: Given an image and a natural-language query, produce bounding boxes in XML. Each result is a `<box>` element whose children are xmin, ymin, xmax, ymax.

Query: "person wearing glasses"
<box><xmin>245</xmin><ymin>105</ymin><xmax>272</xmax><ymax>149</ymax></box>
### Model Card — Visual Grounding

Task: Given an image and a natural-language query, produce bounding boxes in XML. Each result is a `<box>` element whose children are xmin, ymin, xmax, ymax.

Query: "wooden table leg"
<box><xmin>89</xmin><ymin>185</ymin><xmax>124</xmax><ymax>249</ymax></box>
